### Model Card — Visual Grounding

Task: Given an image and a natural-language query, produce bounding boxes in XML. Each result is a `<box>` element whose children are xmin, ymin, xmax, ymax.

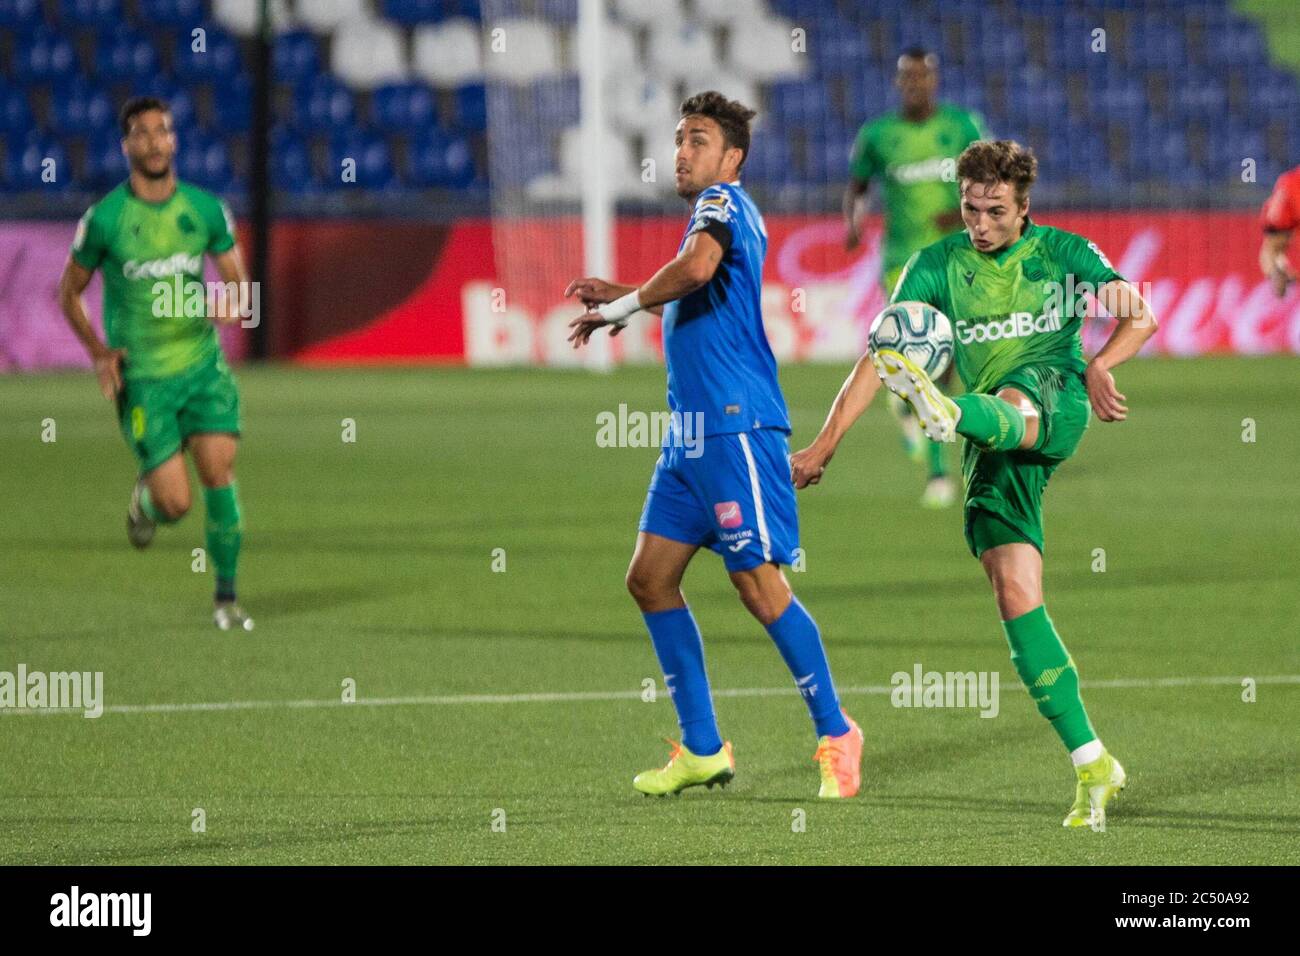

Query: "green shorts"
<box><xmin>962</xmin><ymin>364</ymin><xmax>1090</xmax><ymax>558</ymax></box>
<box><xmin>116</xmin><ymin>353</ymin><xmax>242</xmax><ymax>474</ymax></box>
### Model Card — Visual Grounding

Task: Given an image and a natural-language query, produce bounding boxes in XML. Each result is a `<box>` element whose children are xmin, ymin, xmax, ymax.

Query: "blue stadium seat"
<box><xmin>0</xmin><ymin>89</ymin><xmax>34</xmax><ymax>138</ymax></box>
<box><xmin>173</xmin><ymin>23</ymin><xmax>242</xmax><ymax>81</ymax></box>
<box><xmin>291</xmin><ymin>77</ymin><xmax>356</xmax><ymax>132</ymax></box>
<box><xmin>12</xmin><ymin>27</ymin><xmax>78</xmax><ymax>82</ymax></box>
<box><xmin>325</xmin><ymin>132</ymin><xmax>397</xmax><ymax>189</ymax></box>
<box><xmin>177</xmin><ymin>134</ymin><xmax>233</xmax><ymax>191</ymax></box>
<box><xmin>133</xmin><ymin>79</ymin><xmax>198</xmax><ymax>131</ymax></box>
<box><xmin>270</xmin><ymin>126</ymin><xmax>319</xmax><ymax>192</ymax></box>
<box><xmin>48</xmin><ymin>80</ymin><xmax>115</xmax><ymax>137</ymax></box>
<box><xmin>273</xmin><ymin>30</ymin><xmax>321</xmax><ymax>88</ymax></box>
<box><xmin>532</xmin><ymin>76</ymin><xmax>580</xmax><ymax>127</ymax></box>
<box><xmin>381</xmin><ymin>0</ymin><xmax>453</xmax><ymax>24</ymax></box>
<box><xmin>211</xmin><ymin>75</ymin><xmax>253</xmax><ymax>133</ymax></box>
<box><xmin>372</xmin><ymin>82</ymin><xmax>439</xmax><ymax>135</ymax></box>
<box><xmin>1206</xmin><ymin>19</ymin><xmax>1268</xmax><ymax>65</ymax></box>
<box><xmin>407</xmin><ymin>130</ymin><xmax>475</xmax><ymax>187</ymax></box>
<box><xmin>137</xmin><ymin>0</ymin><xmax>205</xmax><ymax>27</ymax></box>
<box><xmin>58</xmin><ymin>0</ymin><xmax>121</xmax><ymax>26</ymax></box>
<box><xmin>10</xmin><ymin>133</ymin><xmax>73</xmax><ymax>191</ymax></box>
<box><xmin>455</xmin><ymin>83</ymin><xmax>487</xmax><ymax>132</ymax></box>
<box><xmin>95</xmin><ymin>28</ymin><xmax>161</xmax><ymax>82</ymax></box>
<box><xmin>738</xmin><ymin>129</ymin><xmax>795</xmax><ymax>186</ymax></box>
<box><xmin>0</xmin><ymin>0</ymin><xmax>42</xmax><ymax>27</ymax></box>
<box><xmin>80</xmin><ymin>136</ymin><xmax>125</xmax><ymax>191</ymax></box>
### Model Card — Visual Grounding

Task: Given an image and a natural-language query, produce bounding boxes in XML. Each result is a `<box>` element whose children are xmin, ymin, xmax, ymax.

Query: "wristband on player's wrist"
<box><xmin>596</xmin><ymin>290</ymin><xmax>642</xmax><ymax>327</ymax></box>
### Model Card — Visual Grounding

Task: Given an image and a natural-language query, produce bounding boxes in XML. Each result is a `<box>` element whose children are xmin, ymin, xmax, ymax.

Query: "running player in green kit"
<box><xmin>794</xmin><ymin>141</ymin><xmax>1160</xmax><ymax>830</ymax></box>
<box><xmin>58</xmin><ymin>97</ymin><xmax>254</xmax><ymax>632</ymax></box>
<box><xmin>845</xmin><ymin>48</ymin><xmax>986</xmax><ymax>509</ymax></box>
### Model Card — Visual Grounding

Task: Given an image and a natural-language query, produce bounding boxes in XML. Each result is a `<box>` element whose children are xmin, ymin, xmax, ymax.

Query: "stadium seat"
<box><xmin>173</xmin><ymin>23</ymin><xmax>243</xmax><ymax>82</ymax></box>
<box><xmin>211</xmin><ymin>75</ymin><xmax>254</xmax><ymax>133</ymax></box>
<box><xmin>0</xmin><ymin>0</ymin><xmax>42</xmax><ymax>28</ymax></box>
<box><xmin>177</xmin><ymin>133</ymin><xmax>233</xmax><ymax>191</ymax></box>
<box><xmin>10</xmin><ymin>134</ymin><xmax>72</xmax><ymax>191</ymax></box>
<box><xmin>273</xmin><ymin>29</ymin><xmax>321</xmax><ymax>87</ymax></box>
<box><xmin>455</xmin><ymin>83</ymin><xmax>487</xmax><ymax>131</ymax></box>
<box><xmin>412</xmin><ymin>17</ymin><xmax>484</xmax><ymax>87</ymax></box>
<box><xmin>325</xmin><ymin>131</ymin><xmax>397</xmax><ymax>189</ymax></box>
<box><xmin>407</xmin><ymin>129</ymin><xmax>475</xmax><ymax>188</ymax></box>
<box><xmin>137</xmin><ymin>0</ymin><xmax>206</xmax><ymax>28</ymax></box>
<box><xmin>94</xmin><ymin>28</ymin><xmax>161</xmax><ymax>82</ymax></box>
<box><xmin>83</xmin><ymin>130</ymin><xmax>130</xmax><ymax>191</ymax></box>
<box><xmin>728</xmin><ymin>17</ymin><xmax>806</xmax><ymax>82</ymax></box>
<box><xmin>382</xmin><ymin>0</ymin><xmax>454</xmax><ymax>25</ymax></box>
<box><xmin>482</xmin><ymin>19</ymin><xmax>563</xmax><ymax>84</ymax></box>
<box><xmin>270</xmin><ymin>125</ymin><xmax>319</xmax><ymax>191</ymax></box>
<box><xmin>647</xmin><ymin>22</ymin><xmax>719</xmax><ymax>85</ymax></box>
<box><xmin>331</xmin><ymin>17</ymin><xmax>408</xmax><ymax>90</ymax></box>
<box><xmin>693</xmin><ymin>0</ymin><xmax>767</xmax><ymax>25</ymax></box>
<box><xmin>0</xmin><ymin>89</ymin><xmax>34</xmax><ymax>138</ymax></box>
<box><xmin>48</xmin><ymin>80</ymin><xmax>115</xmax><ymax>137</ymax></box>
<box><xmin>605</xmin><ymin>74</ymin><xmax>677</xmax><ymax>141</ymax></box>
<box><xmin>12</xmin><ymin>27</ymin><xmax>78</xmax><ymax>82</ymax></box>
<box><xmin>58</xmin><ymin>0</ymin><xmax>120</xmax><ymax>27</ymax></box>
<box><xmin>371</xmin><ymin>82</ymin><xmax>439</xmax><ymax>134</ymax></box>
<box><xmin>289</xmin><ymin>75</ymin><xmax>356</xmax><ymax>131</ymax></box>
<box><xmin>213</xmin><ymin>0</ymin><xmax>294</xmax><ymax>37</ymax></box>
<box><xmin>291</xmin><ymin>0</ymin><xmax>367</xmax><ymax>34</ymax></box>
<box><xmin>610</xmin><ymin>0</ymin><xmax>679</xmax><ymax>28</ymax></box>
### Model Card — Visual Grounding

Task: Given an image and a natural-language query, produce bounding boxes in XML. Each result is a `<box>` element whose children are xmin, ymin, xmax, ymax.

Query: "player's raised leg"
<box><xmin>128</xmin><ymin>452</ymin><xmax>191</xmax><ymax>548</ymax></box>
<box><xmin>191</xmin><ymin>432</ymin><xmax>251</xmax><ymax>632</ymax></box>
<box><xmin>626</xmin><ymin>531</ymin><xmax>733</xmax><ymax>796</ymax></box>
<box><xmin>977</xmin><ymin>536</ymin><xmax>1125</xmax><ymax>830</ymax></box>
<box><xmin>730</xmin><ymin>561</ymin><xmax>863</xmax><ymax>798</ymax></box>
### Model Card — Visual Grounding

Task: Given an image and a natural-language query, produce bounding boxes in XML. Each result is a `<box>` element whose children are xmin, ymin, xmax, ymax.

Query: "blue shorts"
<box><xmin>638</xmin><ymin>427</ymin><xmax>799</xmax><ymax>572</ymax></box>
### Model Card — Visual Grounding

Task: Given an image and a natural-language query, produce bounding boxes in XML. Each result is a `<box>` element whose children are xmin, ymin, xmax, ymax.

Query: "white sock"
<box><xmin>1070</xmin><ymin>739</ymin><xmax>1104</xmax><ymax>767</ymax></box>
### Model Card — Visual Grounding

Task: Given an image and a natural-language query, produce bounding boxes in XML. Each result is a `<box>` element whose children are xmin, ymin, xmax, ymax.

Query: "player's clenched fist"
<box><xmin>790</xmin><ymin>444</ymin><xmax>834</xmax><ymax>488</ymax></box>
<box><xmin>93</xmin><ymin>348</ymin><xmax>126</xmax><ymax>400</ymax></box>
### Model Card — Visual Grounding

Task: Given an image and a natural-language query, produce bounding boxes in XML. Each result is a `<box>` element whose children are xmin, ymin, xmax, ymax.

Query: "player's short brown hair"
<box><xmin>680</xmin><ymin>91</ymin><xmax>757</xmax><ymax>169</ymax></box>
<box><xmin>957</xmin><ymin>139</ymin><xmax>1038</xmax><ymax>204</ymax></box>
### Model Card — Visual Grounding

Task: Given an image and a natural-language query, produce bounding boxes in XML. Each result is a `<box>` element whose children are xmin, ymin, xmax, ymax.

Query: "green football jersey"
<box><xmin>891</xmin><ymin>219</ymin><xmax>1124</xmax><ymax>394</ymax></box>
<box><xmin>71</xmin><ymin>180</ymin><xmax>236</xmax><ymax>380</ymax></box>
<box><xmin>849</xmin><ymin>104</ymin><xmax>986</xmax><ymax>276</ymax></box>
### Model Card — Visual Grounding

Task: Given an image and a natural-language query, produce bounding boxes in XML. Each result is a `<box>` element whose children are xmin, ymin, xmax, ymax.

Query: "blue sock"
<box><xmin>765</xmin><ymin>597</ymin><xmax>850</xmax><ymax>738</ymax></box>
<box><xmin>642</xmin><ymin>606</ymin><xmax>723</xmax><ymax>756</ymax></box>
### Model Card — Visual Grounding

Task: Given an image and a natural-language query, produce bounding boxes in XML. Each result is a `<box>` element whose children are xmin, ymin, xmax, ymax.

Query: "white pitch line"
<box><xmin>1</xmin><ymin>675</ymin><xmax>1297</xmax><ymax>718</ymax></box>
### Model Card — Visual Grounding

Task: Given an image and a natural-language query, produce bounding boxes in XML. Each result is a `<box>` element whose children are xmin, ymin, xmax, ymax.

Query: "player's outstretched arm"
<box><xmin>58</xmin><ymin>257</ymin><xmax>123</xmax><ymax>400</ymax></box>
<box><xmin>567</xmin><ymin>231</ymin><xmax>723</xmax><ymax>348</ymax></box>
<box><xmin>1085</xmin><ymin>280</ymin><xmax>1160</xmax><ymax>423</ymax></box>
<box><xmin>790</xmin><ymin>351</ymin><xmax>884</xmax><ymax>488</ymax></box>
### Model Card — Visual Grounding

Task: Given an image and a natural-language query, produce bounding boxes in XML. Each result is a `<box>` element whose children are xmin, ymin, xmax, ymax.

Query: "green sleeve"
<box><xmin>70</xmin><ymin>204</ymin><xmax>108</xmax><ymax>270</ymax></box>
<box><xmin>963</xmin><ymin>109</ymin><xmax>989</xmax><ymax>145</ymax></box>
<box><xmin>1052</xmin><ymin>229</ymin><xmax>1124</xmax><ymax>287</ymax></box>
<box><xmin>202</xmin><ymin>195</ymin><xmax>237</xmax><ymax>254</ymax></box>
<box><xmin>890</xmin><ymin>247</ymin><xmax>946</xmax><ymax>308</ymax></box>
<box><xmin>848</xmin><ymin>122</ymin><xmax>878</xmax><ymax>183</ymax></box>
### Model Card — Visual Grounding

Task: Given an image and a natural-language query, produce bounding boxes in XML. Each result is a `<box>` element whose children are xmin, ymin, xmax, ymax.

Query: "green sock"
<box><xmin>139</xmin><ymin>486</ymin><xmax>181</xmax><ymax>525</ymax></box>
<box><xmin>926</xmin><ymin>436</ymin><xmax>947</xmax><ymax>478</ymax></box>
<box><xmin>204</xmin><ymin>482</ymin><xmax>242</xmax><ymax>602</ymax></box>
<box><xmin>1002</xmin><ymin>605</ymin><xmax>1097</xmax><ymax>751</ymax></box>
<box><xmin>953</xmin><ymin>393</ymin><xmax>1026</xmax><ymax>451</ymax></box>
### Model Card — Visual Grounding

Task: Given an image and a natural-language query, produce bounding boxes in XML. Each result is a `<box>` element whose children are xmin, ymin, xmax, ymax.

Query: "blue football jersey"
<box><xmin>661</xmin><ymin>181</ymin><xmax>790</xmax><ymax>438</ymax></box>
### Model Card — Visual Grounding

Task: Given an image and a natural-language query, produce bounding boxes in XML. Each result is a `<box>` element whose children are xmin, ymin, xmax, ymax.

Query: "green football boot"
<box><xmin>634</xmin><ymin>739</ymin><xmax>734</xmax><ymax>796</ymax></box>
<box><xmin>1064</xmin><ymin>750</ymin><xmax>1127</xmax><ymax>830</ymax></box>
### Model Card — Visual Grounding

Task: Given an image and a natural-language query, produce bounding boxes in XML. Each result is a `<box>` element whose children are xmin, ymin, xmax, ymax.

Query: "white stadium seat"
<box><xmin>331</xmin><ymin>17</ymin><xmax>409</xmax><ymax>90</ymax></box>
<box><xmin>692</xmin><ymin>0</ymin><xmax>768</xmax><ymax>26</ymax></box>
<box><xmin>213</xmin><ymin>0</ymin><xmax>294</xmax><ymax>36</ymax></box>
<box><xmin>213</xmin><ymin>0</ymin><xmax>295</xmax><ymax>35</ymax></box>
<box><xmin>606</xmin><ymin>73</ymin><xmax>678</xmax><ymax>142</ymax></box>
<box><xmin>482</xmin><ymin>19</ymin><xmax>563</xmax><ymax>84</ymax></box>
<box><xmin>527</xmin><ymin>125</ymin><xmax>644</xmax><ymax>201</ymax></box>
<box><xmin>412</xmin><ymin>17</ymin><xmax>484</xmax><ymax>87</ymax></box>
<box><xmin>689</xmin><ymin>71</ymin><xmax>761</xmax><ymax>117</ymax></box>
<box><xmin>646</xmin><ymin>22</ymin><xmax>719</xmax><ymax>85</ymax></box>
<box><xmin>728</xmin><ymin>16</ymin><xmax>805</xmax><ymax>81</ymax></box>
<box><xmin>292</xmin><ymin>0</ymin><xmax>369</xmax><ymax>35</ymax></box>
<box><xmin>610</xmin><ymin>0</ymin><xmax>681</xmax><ymax>28</ymax></box>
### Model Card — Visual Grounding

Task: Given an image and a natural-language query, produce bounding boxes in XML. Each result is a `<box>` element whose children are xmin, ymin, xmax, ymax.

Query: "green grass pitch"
<box><xmin>1</xmin><ymin>357</ymin><xmax>1297</xmax><ymax>865</ymax></box>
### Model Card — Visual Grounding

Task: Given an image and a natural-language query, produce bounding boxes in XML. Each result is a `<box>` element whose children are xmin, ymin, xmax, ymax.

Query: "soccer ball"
<box><xmin>867</xmin><ymin>301</ymin><xmax>954</xmax><ymax>378</ymax></box>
